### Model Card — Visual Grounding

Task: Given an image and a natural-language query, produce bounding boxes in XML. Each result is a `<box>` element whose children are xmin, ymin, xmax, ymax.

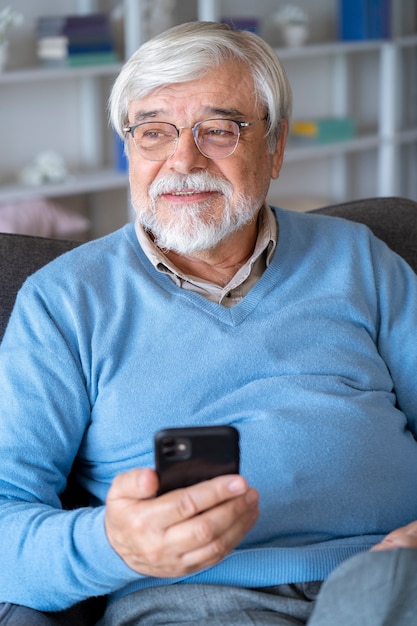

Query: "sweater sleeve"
<box><xmin>371</xmin><ymin>237</ymin><xmax>417</xmax><ymax>436</ymax></box>
<box><xmin>0</xmin><ymin>278</ymin><xmax>139</xmax><ymax>611</ymax></box>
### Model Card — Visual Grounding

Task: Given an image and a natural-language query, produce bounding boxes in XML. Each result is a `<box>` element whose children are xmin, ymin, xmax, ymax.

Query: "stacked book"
<box><xmin>36</xmin><ymin>13</ymin><xmax>118</xmax><ymax>67</ymax></box>
<box><xmin>338</xmin><ymin>0</ymin><xmax>391</xmax><ymax>40</ymax></box>
<box><xmin>290</xmin><ymin>118</ymin><xmax>356</xmax><ymax>145</ymax></box>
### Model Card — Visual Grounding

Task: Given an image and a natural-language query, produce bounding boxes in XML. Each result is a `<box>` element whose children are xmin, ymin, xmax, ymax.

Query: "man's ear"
<box><xmin>271</xmin><ymin>120</ymin><xmax>288</xmax><ymax>180</ymax></box>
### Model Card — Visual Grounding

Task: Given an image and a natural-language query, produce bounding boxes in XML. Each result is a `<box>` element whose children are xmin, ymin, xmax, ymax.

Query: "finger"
<box><xmin>371</xmin><ymin>522</ymin><xmax>417</xmax><ymax>551</ymax></box>
<box><xmin>106</xmin><ymin>473</ymin><xmax>249</xmax><ymax>545</ymax></box>
<box><xmin>104</xmin><ymin>469</ymin><xmax>161</xmax><ymax>568</ymax></box>
<box><xmin>141</xmin><ymin>488</ymin><xmax>259</xmax><ymax>578</ymax></box>
<box><xmin>157</xmin><ymin>474</ymin><xmax>249</xmax><ymax>526</ymax></box>
<box><xmin>166</xmin><ymin>488</ymin><xmax>259</xmax><ymax>570</ymax></box>
<box><xmin>125</xmin><ymin>475</ymin><xmax>252</xmax><ymax>555</ymax></box>
<box><xmin>184</xmin><ymin>512</ymin><xmax>259</xmax><ymax>573</ymax></box>
<box><xmin>107</xmin><ymin>467</ymin><xmax>159</xmax><ymax>503</ymax></box>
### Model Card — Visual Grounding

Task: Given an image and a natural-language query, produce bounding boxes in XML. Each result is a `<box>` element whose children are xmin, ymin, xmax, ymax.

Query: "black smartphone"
<box><xmin>154</xmin><ymin>425</ymin><xmax>240</xmax><ymax>495</ymax></box>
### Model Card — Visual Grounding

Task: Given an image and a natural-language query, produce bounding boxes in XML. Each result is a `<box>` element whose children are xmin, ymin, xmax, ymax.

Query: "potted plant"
<box><xmin>273</xmin><ymin>4</ymin><xmax>309</xmax><ymax>48</ymax></box>
<box><xmin>0</xmin><ymin>6</ymin><xmax>23</xmax><ymax>72</ymax></box>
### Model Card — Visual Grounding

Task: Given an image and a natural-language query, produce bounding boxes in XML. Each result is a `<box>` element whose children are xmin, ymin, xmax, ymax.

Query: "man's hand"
<box><xmin>371</xmin><ymin>521</ymin><xmax>417</xmax><ymax>551</ymax></box>
<box><xmin>104</xmin><ymin>468</ymin><xmax>259</xmax><ymax>577</ymax></box>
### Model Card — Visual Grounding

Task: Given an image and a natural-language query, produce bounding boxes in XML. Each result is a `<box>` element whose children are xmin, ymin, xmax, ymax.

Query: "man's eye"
<box><xmin>142</xmin><ymin>130</ymin><xmax>165</xmax><ymax>139</ymax></box>
<box><xmin>214</xmin><ymin>126</ymin><xmax>232</xmax><ymax>134</ymax></box>
<box><xmin>204</xmin><ymin>128</ymin><xmax>234</xmax><ymax>138</ymax></box>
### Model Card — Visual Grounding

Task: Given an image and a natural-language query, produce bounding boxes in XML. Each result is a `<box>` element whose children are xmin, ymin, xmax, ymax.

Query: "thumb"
<box><xmin>108</xmin><ymin>467</ymin><xmax>159</xmax><ymax>502</ymax></box>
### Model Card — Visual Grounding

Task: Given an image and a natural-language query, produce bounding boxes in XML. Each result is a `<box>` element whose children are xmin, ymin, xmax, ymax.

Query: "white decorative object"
<box><xmin>282</xmin><ymin>23</ymin><xmax>308</xmax><ymax>47</ymax></box>
<box><xmin>0</xmin><ymin>6</ymin><xmax>23</xmax><ymax>71</ymax></box>
<box><xmin>272</xmin><ymin>4</ymin><xmax>309</xmax><ymax>48</ymax></box>
<box><xmin>19</xmin><ymin>151</ymin><xmax>68</xmax><ymax>187</ymax></box>
<box><xmin>142</xmin><ymin>0</ymin><xmax>176</xmax><ymax>40</ymax></box>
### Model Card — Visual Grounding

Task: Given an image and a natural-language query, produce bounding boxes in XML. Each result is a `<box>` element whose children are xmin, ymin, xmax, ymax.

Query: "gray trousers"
<box><xmin>1</xmin><ymin>549</ymin><xmax>416</xmax><ymax>625</ymax></box>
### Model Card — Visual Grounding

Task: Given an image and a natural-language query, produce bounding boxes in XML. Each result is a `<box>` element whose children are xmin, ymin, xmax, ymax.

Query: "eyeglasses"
<box><xmin>123</xmin><ymin>118</ymin><xmax>267</xmax><ymax>161</ymax></box>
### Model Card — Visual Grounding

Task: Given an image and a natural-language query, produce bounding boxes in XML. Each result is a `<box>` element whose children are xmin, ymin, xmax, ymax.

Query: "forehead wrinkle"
<box><xmin>128</xmin><ymin>62</ymin><xmax>259</xmax><ymax>124</ymax></box>
<box><xmin>205</xmin><ymin>107</ymin><xmax>246</xmax><ymax>119</ymax></box>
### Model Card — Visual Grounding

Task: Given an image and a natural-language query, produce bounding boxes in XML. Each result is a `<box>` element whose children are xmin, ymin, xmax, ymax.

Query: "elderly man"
<box><xmin>0</xmin><ymin>21</ymin><xmax>416</xmax><ymax>626</ymax></box>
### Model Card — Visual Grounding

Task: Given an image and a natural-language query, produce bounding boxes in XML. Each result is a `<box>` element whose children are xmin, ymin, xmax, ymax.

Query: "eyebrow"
<box><xmin>131</xmin><ymin>107</ymin><xmax>246</xmax><ymax>124</ymax></box>
<box><xmin>132</xmin><ymin>110</ymin><xmax>161</xmax><ymax>123</ymax></box>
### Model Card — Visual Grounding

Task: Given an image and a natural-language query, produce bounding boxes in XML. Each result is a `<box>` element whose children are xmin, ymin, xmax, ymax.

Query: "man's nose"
<box><xmin>167</xmin><ymin>128</ymin><xmax>208</xmax><ymax>173</ymax></box>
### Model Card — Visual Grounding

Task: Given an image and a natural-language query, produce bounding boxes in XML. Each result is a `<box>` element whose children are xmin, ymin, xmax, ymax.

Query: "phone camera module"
<box><xmin>161</xmin><ymin>437</ymin><xmax>191</xmax><ymax>460</ymax></box>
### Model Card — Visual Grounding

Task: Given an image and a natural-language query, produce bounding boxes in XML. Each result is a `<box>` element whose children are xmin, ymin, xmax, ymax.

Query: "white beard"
<box><xmin>131</xmin><ymin>171</ymin><xmax>260</xmax><ymax>254</ymax></box>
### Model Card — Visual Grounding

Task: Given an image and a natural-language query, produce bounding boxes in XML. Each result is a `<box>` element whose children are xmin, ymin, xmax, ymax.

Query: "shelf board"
<box><xmin>395</xmin><ymin>34</ymin><xmax>417</xmax><ymax>48</ymax></box>
<box><xmin>0</xmin><ymin>63</ymin><xmax>123</xmax><ymax>85</ymax></box>
<box><xmin>285</xmin><ymin>134</ymin><xmax>381</xmax><ymax>162</ymax></box>
<box><xmin>0</xmin><ymin>169</ymin><xmax>128</xmax><ymax>203</ymax></box>
<box><xmin>394</xmin><ymin>128</ymin><xmax>417</xmax><ymax>144</ymax></box>
<box><xmin>275</xmin><ymin>40</ymin><xmax>384</xmax><ymax>60</ymax></box>
<box><xmin>275</xmin><ymin>35</ymin><xmax>417</xmax><ymax>60</ymax></box>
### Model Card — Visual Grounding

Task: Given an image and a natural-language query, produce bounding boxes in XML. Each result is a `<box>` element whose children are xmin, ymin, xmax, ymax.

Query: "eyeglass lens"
<box><xmin>131</xmin><ymin>119</ymin><xmax>240</xmax><ymax>160</ymax></box>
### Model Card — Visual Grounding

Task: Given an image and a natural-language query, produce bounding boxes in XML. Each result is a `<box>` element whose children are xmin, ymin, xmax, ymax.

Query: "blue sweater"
<box><xmin>0</xmin><ymin>208</ymin><xmax>416</xmax><ymax>610</ymax></box>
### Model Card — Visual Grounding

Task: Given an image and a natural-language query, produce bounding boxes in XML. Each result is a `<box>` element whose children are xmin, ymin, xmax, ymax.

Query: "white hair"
<box><xmin>109</xmin><ymin>21</ymin><xmax>292</xmax><ymax>153</ymax></box>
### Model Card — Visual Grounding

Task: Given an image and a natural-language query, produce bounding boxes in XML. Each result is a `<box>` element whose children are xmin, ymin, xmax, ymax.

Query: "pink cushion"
<box><xmin>0</xmin><ymin>198</ymin><xmax>90</xmax><ymax>238</ymax></box>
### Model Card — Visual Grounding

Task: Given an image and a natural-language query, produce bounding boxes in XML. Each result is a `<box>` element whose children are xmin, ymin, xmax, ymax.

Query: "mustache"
<box><xmin>148</xmin><ymin>172</ymin><xmax>233</xmax><ymax>199</ymax></box>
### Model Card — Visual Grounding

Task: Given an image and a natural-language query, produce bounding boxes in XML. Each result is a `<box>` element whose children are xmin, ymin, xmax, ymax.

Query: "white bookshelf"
<box><xmin>270</xmin><ymin>36</ymin><xmax>417</xmax><ymax>203</ymax></box>
<box><xmin>0</xmin><ymin>1</ymin><xmax>415</xmax><ymax>236</ymax></box>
